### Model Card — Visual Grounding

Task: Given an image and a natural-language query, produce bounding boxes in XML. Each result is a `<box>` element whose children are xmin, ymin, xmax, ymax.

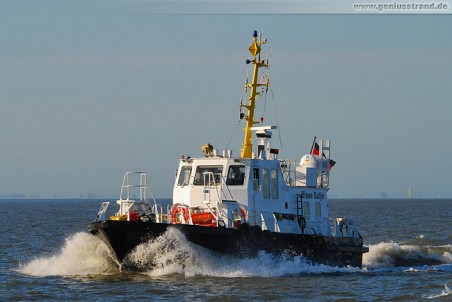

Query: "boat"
<box><xmin>90</xmin><ymin>31</ymin><xmax>369</xmax><ymax>269</ymax></box>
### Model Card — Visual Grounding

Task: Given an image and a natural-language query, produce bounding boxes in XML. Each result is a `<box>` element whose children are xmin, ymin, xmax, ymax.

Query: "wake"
<box><xmin>424</xmin><ymin>284</ymin><xmax>451</xmax><ymax>300</ymax></box>
<box><xmin>18</xmin><ymin>230</ymin><xmax>452</xmax><ymax>278</ymax></box>
<box><xmin>363</xmin><ymin>241</ymin><xmax>452</xmax><ymax>269</ymax></box>
<box><xmin>18</xmin><ymin>229</ymin><xmax>357</xmax><ymax>277</ymax></box>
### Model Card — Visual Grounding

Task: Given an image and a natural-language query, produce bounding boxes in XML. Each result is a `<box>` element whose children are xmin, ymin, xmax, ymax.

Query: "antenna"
<box><xmin>240</xmin><ymin>31</ymin><xmax>269</xmax><ymax>159</ymax></box>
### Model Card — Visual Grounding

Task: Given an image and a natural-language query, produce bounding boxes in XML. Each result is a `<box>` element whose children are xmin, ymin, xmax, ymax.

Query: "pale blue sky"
<box><xmin>1</xmin><ymin>1</ymin><xmax>451</xmax><ymax>198</ymax></box>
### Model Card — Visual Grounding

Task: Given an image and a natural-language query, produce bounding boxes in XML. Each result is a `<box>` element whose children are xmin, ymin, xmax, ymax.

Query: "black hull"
<box><xmin>90</xmin><ymin>221</ymin><xmax>368</xmax><ymax>269</ymax></box>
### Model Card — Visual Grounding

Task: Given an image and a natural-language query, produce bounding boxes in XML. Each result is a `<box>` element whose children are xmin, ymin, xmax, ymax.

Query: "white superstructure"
<box><xmin>171</xmin><ymin>132</ymin><xmax>357</xmax><ymax>238</ymax></box>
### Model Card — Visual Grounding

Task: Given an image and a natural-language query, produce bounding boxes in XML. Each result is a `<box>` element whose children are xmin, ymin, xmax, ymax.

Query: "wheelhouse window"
<box><xmin>271</xmin><ymin>169</ymin><xmax>279</xmax><ymax>199</ymax></box>
<box><xmin>193</xmin><ymin>165</ymin><xmax>223</xmax><ymax>186</ymax></box>
<box><xmin>315</xmin><ymin>202</ymin><xmax>321</xmax><ymax>216</ymax></box>
<box><xmin>303</xmin><ymin>202</ymin><xmax>310</xmax><ymax>218</ymax></box>
<box><xmin>253</xmin><ymin>168</ymin><xmax>260</xmax><ymax>191</ymax></box>
<box><xmin>177</xmin><ymin>166</ymin><xmax>192</xmax><ymax>186</ymax></box>
<box><xmin>226</xmin><ymin>165</ymin><xmax>245</xmax><ymax>186</ymax></box>
<box><xmin>262</xmin><ymin>168</ymin><xmax>270</xmax><ymax>199</ymax></box>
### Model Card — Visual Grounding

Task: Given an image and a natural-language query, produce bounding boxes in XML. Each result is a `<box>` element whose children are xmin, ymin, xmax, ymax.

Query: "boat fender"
<box><xmin>139</xmin><ymin>215</ymin><xmax>150</xmax><ymax>223</ymax></box>
<box><xmin>139</xmin><ymin>213</ymin><xmax>156</xmax><ymax>223</ymax></box>
<box><xmin>298</xmin><ymin>216</ymin><xmax>306</xmax><ymax>234</ymax></box>
<box><xmin>218</xmin><ymin>220</ymin><xmax>226</xmax><ymax>228</ymax></box>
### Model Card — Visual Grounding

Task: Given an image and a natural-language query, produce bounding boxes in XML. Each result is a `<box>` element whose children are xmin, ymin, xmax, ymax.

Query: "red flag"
<box><xmin>311</xmin><ymin>142</ymin><xmax>320</xmax><ymax>156</ymax></box>
<box><xmin>329</xmin><ymin>159</ymin><xmax>336</xmax><ymax>171</ymax></box>
<box><xmin>310</xmin><ymin>137</ymin><xmax>336</xmax><ymax>170</ymax></box>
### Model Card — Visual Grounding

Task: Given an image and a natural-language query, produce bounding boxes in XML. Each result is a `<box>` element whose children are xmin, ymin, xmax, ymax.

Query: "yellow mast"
<box><xmin>241</xmin><ymin>31</ymin><xmax>269</xmax><ymax>159</ymax></box>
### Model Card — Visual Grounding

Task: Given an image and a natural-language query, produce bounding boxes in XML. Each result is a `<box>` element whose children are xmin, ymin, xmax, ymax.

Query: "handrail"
<box><xmin>330</xmin><ymin>217</ymin><xmax>359</xmax><ymax>238</ymax></box>
<box><xmin>280</xmin><ymin>159</ymin><xmax>297</xmax><ymax>187</ymax></box>
<box><xmin>202</xmin><ymin>172</ymin><xmax>221</xmax><ymax>202</ymax></box>
<box><xmin>95</xmin><ymin>202</ymin><xmax>110</xmax><ymax>222</ymax></box>
<box><xmin>220</xmin><ymin>174</ymin><xmax>235</xmax><ymax>201</ymax></box>
<box><xmin>113</xmin><ymin>171</ymin><xmax>159</xmax><ymax>218</ymax></box>
<box><xmin>248</xmin><ymin>209</ymin><xmax>333</xmax><ymax>236</ymax></box>
<box><xmin>202</xmin><ymin>171</ymin><xmax>223</xmax><ymax>225</ymax></box>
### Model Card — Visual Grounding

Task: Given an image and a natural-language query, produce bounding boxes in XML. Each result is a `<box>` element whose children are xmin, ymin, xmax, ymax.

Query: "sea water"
<box><xmin>1</xmin><ymin>198</ymin><xmax>451</xmax><ymax>301</ymax></box>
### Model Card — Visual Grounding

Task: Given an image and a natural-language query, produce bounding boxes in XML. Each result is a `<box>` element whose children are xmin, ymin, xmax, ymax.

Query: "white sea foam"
<box><xmin>424</xmin><ymin>284</ymin><xmax>450</xmax><ymax>300</ymax></box>
<box><xmin>19</xmin><ymin>230</ymin><xmax>450</xmax><ymax>277</ymax></box>
<box><xmin>19</xmin><ymin>232</ymin><xmax>117</xmax><ymax>277</ymax></box>
<box><xmin>125</xmin><ymin>228</ymin><xmax>361</xmax><ymax>277</ymax></box>
<box><xmin>440</xmin><ymin>248</ymin><xmax>452</xmax><ymax>263</ymax></box>
<box><xmin>363</xmin><ymin>242</ymin><xmax>452</xmax><ymax>269</ymax></box>
<box><xmin>17</xmin><ymin>229</ymin><xmax>359</xmax><ymax>278</ymax></box>
<box><xmin>403</xmin><ymin>267</ymin><xmax>420</xmax><ymax>272</ymax></box>
<box><xmin>124</xmin><ymin>227</ymin><xmax>202</xmax><ymax>275</ymax></box>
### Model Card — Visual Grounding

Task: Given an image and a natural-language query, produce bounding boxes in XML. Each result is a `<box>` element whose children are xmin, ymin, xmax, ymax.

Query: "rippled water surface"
<box><xmin>1</xmin><ymin>198</ymin><xmax>451</xmax><ymax>301</ymax></box>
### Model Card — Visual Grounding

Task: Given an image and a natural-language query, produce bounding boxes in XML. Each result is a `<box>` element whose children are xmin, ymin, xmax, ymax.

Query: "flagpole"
<box><xmin>309</xmin><ymin>136</ymin><xmax>317</xmax><ymax>154</ymax></box>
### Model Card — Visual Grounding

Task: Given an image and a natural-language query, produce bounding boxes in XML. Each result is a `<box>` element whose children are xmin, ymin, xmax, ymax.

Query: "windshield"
<box><xmin>226</xmin><ymin>165</ymin><xmax>245</xmax><ymax>185</ymax></box>
<box><xmin>193</xmin><ymin>165</ymin><xmax>223</xmax><ymax>186</ymax></box>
